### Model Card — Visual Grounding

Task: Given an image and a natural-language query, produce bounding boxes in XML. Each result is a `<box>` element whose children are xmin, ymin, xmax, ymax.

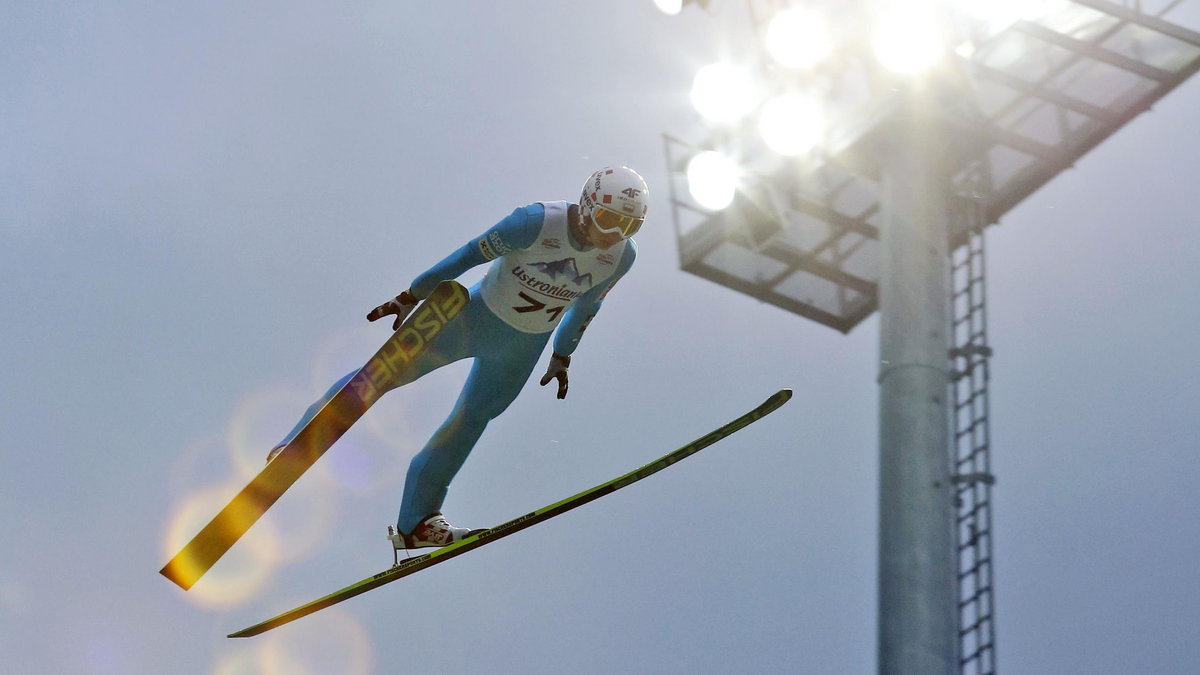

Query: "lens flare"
<box><xmin>227</xmin><ymin>385</ymin><xmax>314</xmax><ymax>481</ymax></box>
<box><xmin>169</xmin><ymin>433</ymin><xmax>230</xmax><ymax>500</ymax></box>
<box><xmin>224</xmin><ymin>386</ymin><xmax>341</xmax><ymax>563</ymax></box>
<box><xmin>66</xmin><ymin>616</ymin><xmax>145</xmax><ymax>675</ymax></box>
<box><xmin>310</xmin><ymin>326</ymin><xmax>421</xmax><ymax>493</ymax></box>
<box><xmin>212</xmin><ymin>647</ymin><xmax>260</xmax><ymax>675</ymax></box>
<box><xmin>310</xmin><ymin>324</ymin><xmax>379</xmax><ymax>399</ymax></box>
<box><xmin>162</xmin><ymin>482</ymin><xmax>281</xmax><ymax>609</ymax></box>
<box><xmin>257</xmin><ymin>606</ymin><xmax>374</xmax><ymax>675</ymax></box>
<box><xmin>262</xmin><ymin>472</ymin><xmax>340</xmax><ymax>565</ymax></box>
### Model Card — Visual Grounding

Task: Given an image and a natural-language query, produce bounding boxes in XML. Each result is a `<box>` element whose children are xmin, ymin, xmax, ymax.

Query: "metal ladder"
<box><xmin>949</xmin><ymin>200</ymin><xmax>997</xmax><ymax>675</ymax></box>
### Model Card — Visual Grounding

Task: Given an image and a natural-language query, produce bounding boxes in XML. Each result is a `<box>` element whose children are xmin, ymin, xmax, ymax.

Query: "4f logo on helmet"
<box><xmin>620</xmin><ymin>187</ymin><xmax>641</xmax><ymax>199</ymax></box>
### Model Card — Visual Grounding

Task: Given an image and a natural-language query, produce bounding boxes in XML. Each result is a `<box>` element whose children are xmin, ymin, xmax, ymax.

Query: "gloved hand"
<box><xmin>366</xmin><ymin>290</ymin><xmax>419</xmax><ymax>330</ymax></box>
<box><xmin>539</xmin><ymin>353</ymin><xmax>571</xmax><ymax>400</ymax></box>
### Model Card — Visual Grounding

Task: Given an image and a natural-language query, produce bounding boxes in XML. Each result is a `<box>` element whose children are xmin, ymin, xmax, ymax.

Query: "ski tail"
<box><xmin>160</xmin><ymin>280</ymin><xmax>469</xmax><ymax>590</ymax></box>
<box><xmin>228</xmin><ymin>388</ymin><xmax>792</xmax><ymax>637</ymax></box>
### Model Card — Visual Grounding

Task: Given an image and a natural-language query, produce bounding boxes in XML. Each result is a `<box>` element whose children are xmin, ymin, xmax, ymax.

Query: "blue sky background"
<box><xmin>2</xmin><ymin>3</ymin><xmax>1198</xmax><ymax>673</ymax></box>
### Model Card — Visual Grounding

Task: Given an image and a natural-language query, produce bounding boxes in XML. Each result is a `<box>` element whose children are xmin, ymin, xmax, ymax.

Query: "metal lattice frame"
<box><xmin>663</xmin><ymin>3</ymin><xmax>1200</xmax><ymax>673</ymax></box>
<box><xmin>668</xmin><ymin>0</ymin><xmax>1200</xmax><ymax>333</ymax></box>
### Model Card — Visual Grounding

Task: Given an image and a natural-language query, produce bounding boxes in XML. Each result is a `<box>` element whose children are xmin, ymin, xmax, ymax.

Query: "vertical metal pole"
<box><xmin>877</xmin><ymin>89</ymin><xmax>958</xmax><ymax>675</ymax></box>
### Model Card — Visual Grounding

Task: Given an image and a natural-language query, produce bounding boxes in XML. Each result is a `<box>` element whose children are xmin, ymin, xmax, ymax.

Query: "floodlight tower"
<box><xmin>658</xmin><ymin>1</ymin><xmax>1200</xmax><ymax>673</ymax></box>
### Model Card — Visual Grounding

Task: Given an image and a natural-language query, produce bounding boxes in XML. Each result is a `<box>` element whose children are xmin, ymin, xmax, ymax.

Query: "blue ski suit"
<box><xmin>278</xmin><ymin>201</ymin><xmax>637</xmax><ymax>533</ymax></box>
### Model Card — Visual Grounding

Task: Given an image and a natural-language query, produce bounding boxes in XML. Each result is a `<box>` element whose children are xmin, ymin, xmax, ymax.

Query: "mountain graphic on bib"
<box><xmin>530</xmin><ymin>258</ymin><xmax>593</xmax><ymax>288</ymax></box>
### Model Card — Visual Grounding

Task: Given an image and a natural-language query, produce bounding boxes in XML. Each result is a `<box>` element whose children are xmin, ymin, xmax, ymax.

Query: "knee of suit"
<box><xmin>451</xmin><ymin>400</ymin><xmax>504</xmax><ymax>430</ymax></box>
<box><xmin>452</xmin><ymin>374</ymin><xmax>526</xmax><ymax>425</ymax></box>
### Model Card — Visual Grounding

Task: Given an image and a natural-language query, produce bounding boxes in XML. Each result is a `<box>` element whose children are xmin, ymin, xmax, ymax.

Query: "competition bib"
<box><xmin>480</xmin><ymin>201</ymin><xmax>625</xmax><ymax>334</ymax></box>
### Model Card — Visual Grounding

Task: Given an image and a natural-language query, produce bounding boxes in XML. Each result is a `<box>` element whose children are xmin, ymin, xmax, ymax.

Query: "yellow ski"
<box><xmin>161</xmin><ymin>280</ymin><xmax>469</xmax><ymax>590</ymax></box>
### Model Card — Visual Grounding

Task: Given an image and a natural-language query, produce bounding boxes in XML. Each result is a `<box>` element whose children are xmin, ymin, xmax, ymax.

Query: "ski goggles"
<box><xmin>590</xmin><ymin>206</ymin><xmax>644</xmax><ymax>238</ymax></box>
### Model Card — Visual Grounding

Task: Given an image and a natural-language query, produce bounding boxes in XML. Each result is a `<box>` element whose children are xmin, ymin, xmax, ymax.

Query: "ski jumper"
<box><xmin>276</xmin><ymin>201</ymin><xmax>637</xmax><ymax>533</ymax></box>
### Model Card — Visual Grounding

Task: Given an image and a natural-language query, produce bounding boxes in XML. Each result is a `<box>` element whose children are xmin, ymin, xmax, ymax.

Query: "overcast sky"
<box><xmin>3</xmin><ymin>2</ymin><xmax>1199</xmax><ymax>674</ymax></box>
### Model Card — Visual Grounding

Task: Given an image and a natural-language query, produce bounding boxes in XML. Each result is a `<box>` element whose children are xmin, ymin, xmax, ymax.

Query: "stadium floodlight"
<box><xmin>653</xmin><ymin>0</ymin><xmax>683</xmax><ymax>15</ymax></box>
<box><xmin>664</xmin><ymin>4</ymin><xmax>1200</xmax><ymax>674</ymax></box>
<box><xmin>764</xmin><ymin>8</ymin><xmax>832</xmax><ymax>70</ymax></box>
<box><xmin>871</xmin><ymin>4</ymin><xmax>944</xmax><ymax>74</ymax></box>
<box><xmin>690</xmin><ymin>63</ymin><xmax>757</xmax><ymax>123</ymax></box>
<box><xmin>686</xmin><ymin>151</ymin><xmax>738</xmax><ymax>211</ymax></box>
<box><xmin>759</xmin><ymin>93</ymin><xmax>823</xmax><ymax>156</ymax></box>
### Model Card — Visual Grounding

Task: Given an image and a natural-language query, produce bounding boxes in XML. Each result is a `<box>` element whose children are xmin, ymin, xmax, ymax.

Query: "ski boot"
<box><xmin>387</xmin><ymin>513</ymin><xmax>485</xmax><ymax>563</ymax></box>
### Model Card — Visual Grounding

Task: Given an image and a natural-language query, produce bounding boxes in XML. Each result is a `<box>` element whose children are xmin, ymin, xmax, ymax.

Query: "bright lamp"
<box><xmin>687</xmin><ymin>151</ymin><xmax>738</xmax><ymax>211</ymax></box>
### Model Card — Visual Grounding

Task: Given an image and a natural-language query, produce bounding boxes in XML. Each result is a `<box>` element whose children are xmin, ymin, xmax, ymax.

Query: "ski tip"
<box><xmin>767</xmin><ymin>388</ymin><xmax>793</xmax><ymax>405</ymax></box>
<box><xmin>159</xmin><ymin>559</ymin><xmax>198</xmax><ymax>591</ymax></box>
<box><xmin>228</xmin><ymin>621</ymin><xmax>274</xmax><ymax>638</ymax></box>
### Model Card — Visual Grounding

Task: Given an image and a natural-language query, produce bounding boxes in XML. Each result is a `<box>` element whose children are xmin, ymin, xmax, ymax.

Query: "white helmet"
<box><xmin>579</xmin><ymin>166</ymin><xmax>649</xmax><ymax>238</ymax></box>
